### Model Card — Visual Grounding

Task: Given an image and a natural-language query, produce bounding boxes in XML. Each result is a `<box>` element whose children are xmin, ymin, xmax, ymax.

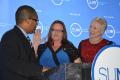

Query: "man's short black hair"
<box><xmin>15</xmin><ymin>5</ymin><xmax>38</xmax><ymax>24</ymax></box>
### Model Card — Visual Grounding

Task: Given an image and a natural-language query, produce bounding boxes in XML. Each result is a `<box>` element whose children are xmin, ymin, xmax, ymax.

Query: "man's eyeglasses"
<box><xmin>29</xmin><ymin>18</ymin><xmax>39</xmax><ymax>22</ymax></box>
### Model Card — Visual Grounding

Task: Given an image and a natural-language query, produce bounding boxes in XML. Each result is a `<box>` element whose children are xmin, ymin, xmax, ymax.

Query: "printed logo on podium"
<box><xmin>92</xmin><ymin>45</ymin><xmax>120</xmax><ymax>80</ymax></box>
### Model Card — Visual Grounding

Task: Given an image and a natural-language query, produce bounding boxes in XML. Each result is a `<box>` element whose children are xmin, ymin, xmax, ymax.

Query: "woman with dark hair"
<box><xmin>47</xmin><ymin>20</ymin><xmax>67</xmax><ymax>46</ymax></box>
<box><xmin>33</xmin><ymin>20</ymin><xmax>81</xmax><ymax>69</ymax></box>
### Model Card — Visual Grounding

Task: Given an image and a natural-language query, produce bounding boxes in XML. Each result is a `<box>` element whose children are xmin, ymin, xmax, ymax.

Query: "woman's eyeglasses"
<box><xmin>52</xmin><ymin>29</ymin><xmax>63</xmax><ymax>33</ymax></box>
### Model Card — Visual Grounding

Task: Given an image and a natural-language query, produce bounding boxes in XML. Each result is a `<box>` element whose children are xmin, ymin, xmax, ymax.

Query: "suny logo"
<box><xmin>92</xmin><ymin>45</ymin><xmax>120</xmax><ymax>80</ymax></box>
<box><xmin>51</xmin><ymin>0</ymin><xmax>63</xmax><ymax>6</ymax></box>
<box><xmin>105</xmin><ymin>25</ymin><xmax>115</xmax><ymax>38</ymax></box>
<box><xmin>70</xmin><ymin>23</ymin><xmax>82</xmax><ymax>37</ymax></box>
<box><xmin>87</xmin><ymin>0</ymin><xmax>99</xmax><ymax>9</ymax></box>
<box><xmin>36</xmin><ymin>21</ymin><xmax>43</xmax><ymax>33</ymax></box>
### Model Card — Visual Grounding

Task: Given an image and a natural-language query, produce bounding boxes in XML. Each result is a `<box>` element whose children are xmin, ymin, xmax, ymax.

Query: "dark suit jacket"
<box><xmin>0</xmin><ymin>26</ymin><xmax>46</xmax><ymax>80</ymax></box>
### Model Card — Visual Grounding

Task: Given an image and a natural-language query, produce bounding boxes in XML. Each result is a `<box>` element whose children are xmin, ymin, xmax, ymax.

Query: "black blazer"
<box><xmin>0</xmin><ymin>26</ymin><xmax>46</xmax><ymax>80</ymax></box>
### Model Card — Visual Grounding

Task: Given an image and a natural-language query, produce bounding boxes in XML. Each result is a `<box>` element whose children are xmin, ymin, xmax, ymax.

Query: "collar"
<box><xmin>16</xmin><ymin>25</ymin><xmax>28</xmax><ymax>38</ymax></box>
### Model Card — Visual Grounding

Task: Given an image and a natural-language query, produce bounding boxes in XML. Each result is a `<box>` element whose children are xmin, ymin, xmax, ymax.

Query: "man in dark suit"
<box><xmin>0</xmin><ymin>5</ymin><xmax>48</xmax><ymax>80</ymax></box>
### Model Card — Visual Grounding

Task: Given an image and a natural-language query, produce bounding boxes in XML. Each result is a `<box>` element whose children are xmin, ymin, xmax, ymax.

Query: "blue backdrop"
<box><xmin>0</xmin><ymin>0</ymin><xmax>120</xmax><ymax>47</ymax></box>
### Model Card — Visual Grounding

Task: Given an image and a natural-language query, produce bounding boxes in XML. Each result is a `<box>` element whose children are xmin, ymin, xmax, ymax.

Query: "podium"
<box><xmin>48</xmin><ymin>63</ymin><xmax>91</xmax><ymax>80</ymax></box>
<box><xmin>82</xmin><ymin>63</ymin><xmax>91</xmax><ymax>80</ymax></box>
